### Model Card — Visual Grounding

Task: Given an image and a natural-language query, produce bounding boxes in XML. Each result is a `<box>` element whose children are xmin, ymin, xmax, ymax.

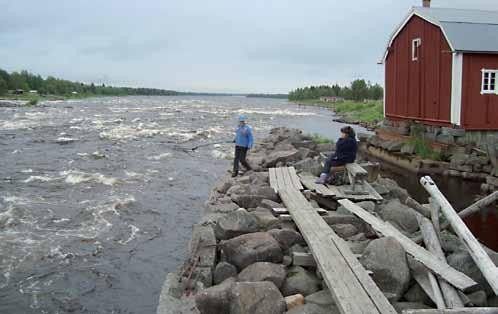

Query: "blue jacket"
<box><xmin>333</xmin><ymin>137</ymin><xmax>357</xmax><ymax>163</ymax></box>
<box><xmin>235</xmin><ymin>125</ymin><xmax>253</xmax><ymax>148</ymax></box>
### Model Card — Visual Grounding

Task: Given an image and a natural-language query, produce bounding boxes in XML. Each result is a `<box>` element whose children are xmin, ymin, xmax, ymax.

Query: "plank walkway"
<box><xmin>299</xmin><ymin>173</ymin><xmax>383</xmax><ymax>201</ymax></box>
<box><xmin>269</xmin><ymin>167</ymin><xmax>303</xmax><ymax>192</ymax></box>
<box><xmin>278</xmin><ymin>187</ymin><xmax>397</xmax><ymax>314</ymax></box>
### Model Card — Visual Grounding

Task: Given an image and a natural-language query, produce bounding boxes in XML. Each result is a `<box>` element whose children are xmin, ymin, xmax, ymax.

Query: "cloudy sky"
<box><xmin>1</xmin><ymin>0</ymin><xmax>496</xmax><ymax>93</ymax></box>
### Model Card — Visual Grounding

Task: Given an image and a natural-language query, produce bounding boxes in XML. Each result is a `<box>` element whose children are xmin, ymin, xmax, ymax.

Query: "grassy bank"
<box><xmin>292</xmin><ymin>99</ymin><xmax>384</xmax><ymax>127</ymax></box>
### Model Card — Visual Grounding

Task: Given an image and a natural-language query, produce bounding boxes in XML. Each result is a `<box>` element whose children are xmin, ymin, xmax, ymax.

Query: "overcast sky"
<box><xmin>1</xmin><ymin>0</ymin><xmax>496</xmax><ymax>93</ymax></box>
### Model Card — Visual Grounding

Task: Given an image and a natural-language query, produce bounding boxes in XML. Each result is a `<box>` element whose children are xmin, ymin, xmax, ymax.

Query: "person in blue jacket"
<box><xmin>316</xmin><ymin>126</ymin><xmax>357</xmax><ymax>184</ymax></box>
<box><xmin>232</xmin><ymin>114</ymin><xmax>253</xmax><ymax>177</ymax></box>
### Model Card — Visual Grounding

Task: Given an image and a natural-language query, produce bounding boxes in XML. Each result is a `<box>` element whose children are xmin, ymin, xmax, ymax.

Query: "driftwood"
<box><xmin>417</xmin><ymin>214</ymin><xmax>464</xmax><ymax>308</ymax></box>
<box><xmin>338</xmin><ymin>199</ymin><xmax>477</xmax><ymax>292</ymax></box>
<box><xmin>421</xmin><ymin>176</ymin><xmax>498</xmax><ymax>296</ymax></box>
<box><xmin>403</xmin><ymin>309</ymin><xmax>498</xmax><ymax>314</ymax></box>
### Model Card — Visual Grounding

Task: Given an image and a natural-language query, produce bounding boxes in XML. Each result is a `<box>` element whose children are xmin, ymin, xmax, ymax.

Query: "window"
<box><xmin>412</xmin><ymin>38</ymin><xmax>421</xmax><ymax>61</ymax></box>
<box><xmin>482</xmin><ymin>69</ymin><xmax>498</xmax><ymax>94</ymax></box>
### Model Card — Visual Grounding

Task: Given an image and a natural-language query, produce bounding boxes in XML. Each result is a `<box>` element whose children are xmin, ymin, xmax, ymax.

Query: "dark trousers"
<box><xmin>323</xmin><ymin>156</ymin><xmax>346</xmax><ymax>174</ymax></box>
<box><xmin>233</xmin><ymin>146</ymin><xmax>251</xmax><ymax>174</ymax></box>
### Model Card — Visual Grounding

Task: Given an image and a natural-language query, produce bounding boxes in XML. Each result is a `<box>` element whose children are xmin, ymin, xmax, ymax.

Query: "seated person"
<box><xmin>316</xmin><ymin>126</ymin><xmax>357</xmax><ymax>184</ymax></box>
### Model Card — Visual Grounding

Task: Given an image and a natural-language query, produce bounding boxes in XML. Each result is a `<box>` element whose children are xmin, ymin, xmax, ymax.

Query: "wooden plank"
<box><xmin>288</xmin><ymin>166</ymin><xmax>304</xmax><ymax>190</ymax></box>
<box><xmin>338</xmin><ymin>199</ymin><xmax>477</xmax><ymax>292</ymax></box>
<box><xmin>363</xmin><ymin>181</ymin><xmax>384</xmax><ymax>201</ymax></box>
<box><xmin>275</xmin><ymin>167</ymin><xmax>286</xmax><ymax>192</ymax></box>
<box><xmin>292</xmin><ymin>252</ymin><xmax>316</xmax><ymax>267</ymax></box>
<box><xmin>281</xmin><ymin>167</ymin><xmax>294</xmax><ymax>189</ymax></box>
<box><xmin>279</xmin><ymin>188</ymin><xmax>393</xmax><ymax>314</ymax></box>
<box><xmin>273</xmin><ymin>207</ymin><xmax>327</xmax><ymax>216</ymax></box>
<box><xmin>411</xmin><ymin>261</ymin><xmax>443</xmax><ymax>306</ymax></box>
<box><xmin>299</xmin><ymin>174</ymin><xmax>336</xmax><ymax>197</ymax></box>
<box><xmin>421</xmin><ymin>176</ymin><xmax>498</xmax><ymax>296</ymax></box>
<box><xmin>269</xmin><ymin>168</ymin><xmax>278</xmax><ymax>192</ymax></box>
<box><xmin>417</xmin><ymin>213</ymin><xmax>464</xmax><ymax>308</ymax></box>
<box><xmin>403</xmin><ymin>309</ymin><xmax>498</xmax><ymax>314</ymax></box>
<box><xmin>345</xmin><ymin>163</ymin><xmax>368</xmax><ymax>177</ymax></box>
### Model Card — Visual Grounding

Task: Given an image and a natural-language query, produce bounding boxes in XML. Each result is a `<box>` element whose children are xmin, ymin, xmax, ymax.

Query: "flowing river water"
<box><xmin>0</xmin><ymin>96</ymin><xmax>495</xmax><ymax>314</ymax></box>
<box><xmin>0</xmin><ymin>96</ymin><xmax>366</xmax><ymax>314</ymax></box>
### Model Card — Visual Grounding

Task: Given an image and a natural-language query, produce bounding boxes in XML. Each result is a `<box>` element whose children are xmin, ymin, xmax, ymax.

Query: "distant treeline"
<box><xmin>288</xmin><ymin>79</ymin><xmax>383</xmax><ymax>102</ymax></box>
<box><xmin>246</xmin><ymin>93</ymin><xmax>288</xmax><ymax>99</ymax></box>
<box><xmin>0</xmin><ymin>68</ymin><xmax>179</xmax><ymax>96</ymax></box>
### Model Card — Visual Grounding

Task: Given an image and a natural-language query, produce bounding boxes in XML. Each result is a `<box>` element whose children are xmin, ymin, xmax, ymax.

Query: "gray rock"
<box><xmin>268</xmin><ymin>229</ymin><xmax>305</xmax><ymax>251</ymax></box>
<box><xmin>260</xmin><ymin>199</ymin><xmax>282</xmax><ymax>210</ymax></box>
<box><xmin>251</xmin><ymin>208</ymin><xmax>281</xmax><ymax>230</ymax></box>
<box><xmin>331</xmin><ymin>224</ymin><xmax>359</xmax><ymax>238</ymax></box>
<box><xmin>221</xmin><ymin>232</ymin><xmax>283</xmax><ymax>270</ymax></box>
<box><xmin>281</xmin><ymin>266</ymin><xmax>322</xmax><ymax>297</ymax></box>
<box><xmin>215</xmin><ymin>175</ymin><xmax>236</xmax><ymax>194</ymax></box>
<box><xmin>467</xmin><ymin>290</ymin><xmax>487</xmax><ymax>307</ymax></box>
<box><xmin>213</xmin><ymin>262</ymin><xmax>238</xmax><ymax>285</ymax></box>
<box><xmin>356</xmin><ymin>201</ymin><xmax>376</xmax><ymax>212</ymax></box>
<box><xmin>304</xmin><ymin>289</ymin><xmax>335</xmax><ymax>307</ymax></box>
<box><xmin>447</xmin><ymin>250</ymin><xmax>498</xmax><ymax>296</ymax></box>
<box><xmin>294</xmin><ymin>158</ymin><xmax>323</xmax><ymax>177</ymax></box>
<box><xmin>285</xmin><ymin>304</ymin><xmax>333</xmax><ymax>314</ymax></box>
<box><xmin>195</xmin><ymin>278</ymin><xmax>236</xmax><ymax>314</ymax></box>
<box><xmin>265</xmin><ymin>149</ymin><xmax>300</xmax><ymax>168</ymax></box>
<box><xmin>204</xmin><ymin>201</ymin><xmax>239</xmax><ymax>215</ymax></box>
<box><xmin>316</xmin><ymin>143</ymin><xmax>335</xmax><ymax>153</ymax></box>
<box><xmin>379</xmin><ymin>199</ymin><xmax>419</xmax><ymax>234</ymax></box>
<box><xmin>157</xmin><ymin>272</ymin><xmax>201</xmax><ymax>314</ymax></box>
<box><xmin>231</xmin><ymin>186</ymin><xmax>279</xmax><ymax>209</ymax></box>
<box><xmin>237</xmin><ymin>262</ymin><xmax>287</xmax><ymax>288</ymax></box>
<box><xmin>215</xmin><ymin>209</ymin><xmax>259</xmax><ymax>240</ymax></box>
<box><xmin>403</xmin><ymin>283</ymin><xmax>431</xmax><ymax>305</ymax></box>
<box><xmin>360</xmin><ymin>237</ymin><xmax>410</xmax><ymax>301</ymax></box>
<box><xmin>439</xmin><ymin>231</ymin><xmax>464</xmax><ymax>253</ymax></box>
<box><xmin>230</xmin><ymin>281</ymin><xmax>286</xmax><ymax>314</ymax></box>
<box><xmin>488</xmin><ymin>295</ymin><xmax>498</xmax><ymax>307</ymax></box>
<box><xmin>392</xmin><ymin>302</ymin><xmax>431</xmax><ymax>314</ymax></box>
<box><xmin>347</xmin><ymin>240</ymin><xmax>370</xmax><ymax>254</ymax></box>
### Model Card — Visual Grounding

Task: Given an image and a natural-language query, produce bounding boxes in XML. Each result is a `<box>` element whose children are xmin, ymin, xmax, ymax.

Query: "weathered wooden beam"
<box><xmin>409</xmin><ymin>258</ymin><xmax>446</xmax><ymax>307</ymax></box>
<box><xmin>288</xmin><ymin>166</ymin><xmax>304</xmax><ymax>190</ymax></box>
<box><xmin>269</xmin><ymin>168</ymin><xmax>278</xmax><ymax>192</ymax></box>
<box><xmin>420</xmin><ymin>176</ymin><xmax>498</xmax><ymax>296</ymax></box>
<box><xmin>292</xmin><ymin>252</ymin><xmax>316</xmax><ymax>267</ymax></box>
<box><xmin>402</xmin><ymin>309</ymin><xmax>498</xmax><ymax>314</ymax></box>
<box><xmin>417</xmin><ymin>212</ymin><xmax>464</xmax><ymax>308</ymax></box>
<box><xmin>338</xmin><ymin>199</ymin><xmax>477</xmax><ymax>292</ymax></box>
<box><xmin>441</xmin><ymin>191</ymin><xmax>498</xmax><ymax>231</ymax></box>
<box><xmin>280</xmin><ymin>188</ymin><xmax>393</xmax><ymax>314</ymax></box>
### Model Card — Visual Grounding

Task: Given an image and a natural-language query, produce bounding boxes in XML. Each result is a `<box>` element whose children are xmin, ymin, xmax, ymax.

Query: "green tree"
<box><xmin>351</xmin><ymin>79</ymin><xmax>368</xmax><ymax>101</ymax></box>
<box><xmin>8</xmin><ymin>72</ymin><xmax>29</xmax><ymax>90</ymax></box>
<box><xmin>0</xmin><ymin>77</ymin><xmax>8</xmax><ymax>95</ymax></box>
<box><xmin>369</xmin><ymin>83</ymin><xmax>384</xmax><ymax>100</ymax></box>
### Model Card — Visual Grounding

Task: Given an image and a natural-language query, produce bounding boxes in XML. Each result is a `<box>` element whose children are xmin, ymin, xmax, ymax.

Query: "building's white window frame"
<box><xmin>412</xmin><ymin>38</ymin><xmax>421</xmax><ymax>61</ymax></box>
<box><xmin>481</xmin><ymin>69</ymin><xmax>498</xmax><ymax>95</ymax></box>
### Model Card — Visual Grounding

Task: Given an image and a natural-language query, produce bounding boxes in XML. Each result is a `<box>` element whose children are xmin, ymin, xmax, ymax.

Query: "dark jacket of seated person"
<box><xmin>322</xmin><ymin>126</ymin><xmax>357</xmax><ymax>176</ymax></box>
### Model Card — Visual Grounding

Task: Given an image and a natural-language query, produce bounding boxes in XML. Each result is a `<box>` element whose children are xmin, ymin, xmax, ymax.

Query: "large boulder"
<box><xmin>360</xmin><ymin>237</ymin><xmax>410</xmax><ymax>301</ymax></box>
<box><xmin>220</xmin><ymin>232</ymin><xmax>283</xmax><ymax>270</ymax></box>
<box><xmin>213</xmin><ymin>262</ymin><xmax>238</xmax><ymax>285</ymax></box>
<box><xmin>251</xmin><ymin>208</ymin><xmax>281</xmax><ymax>230</ymax></box>
<box><xmin>268</xmin><ymin>229</ymin><xmax>305</xmax><ymax>251</ymax></box>
<box><xmin>260</xmin><ymin>199</ymin><xmax>282</xmax><ymax>210</ymax></box>
<box><xmin>281</xmin><ymin>266</ymin><xmax>322</xmax><ymax>297</ymax></box>
<box><xmin>204</xmin><ymin>200</ymin><xmax>239</xmax><ymax>215</ymax></box>
<box><xmin>195</xmin><ymin>278</ymin><xmax>236</xmax><ymax>314</ymax></box>
<box><xmin>230</xmin><ymin>281</ymin><xmax>286</xmax><ymax>314</ymax></box>
<box><xmin>214</xmin><ymin>209</ymin><xmax>259</xmax><ymax>240</ymax></box>
<box><xmin>331</xmin><ymin>224</ymin><xmax>359</xmax><ymax>238</ymax></box>
<box><xmin>237</xmin><ymin>262</ymin><xmax>287</xmax><ymax>288</ymax></box>
<box><xmin>230</xmin><ymin>186</ymin><xmax>279</xmax><ymax>209</ymax></box>
<box><xmin>294</xmin><ymin>159</ymin><xmax>323</xmax><ymax>177</ymax></box>
<box><xmin>265</xmin><ymin>149</ymin><xmax>300</xmax><ymax>168</ymax></box>
<box><xmin>304</xmin><ymin>289</ymin><xmax>336</xmax><ymax>307</ymax></box>
<box><xmin>379</xmin><ymin>199</ymin><xmax>419</xmax><ymax>234</ymax></box>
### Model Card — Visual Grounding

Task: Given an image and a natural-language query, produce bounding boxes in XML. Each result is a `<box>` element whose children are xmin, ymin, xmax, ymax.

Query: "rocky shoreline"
<box><xmin>157</xmin><ymin>127</ymin><xmax>498</xmax><ymax>314</ymax></box>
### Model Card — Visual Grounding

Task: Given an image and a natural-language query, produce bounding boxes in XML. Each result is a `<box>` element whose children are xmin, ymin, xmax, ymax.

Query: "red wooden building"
<box><xmin>382</xmin><ymin>4</ymin><xmax>498</xmax><ymax>130</ymax></box>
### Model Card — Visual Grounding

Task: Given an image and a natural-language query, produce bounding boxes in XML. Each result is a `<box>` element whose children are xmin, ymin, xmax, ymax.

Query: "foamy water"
<box><xmin>0</xmin><ymin>95</ymin><xmax>357</xmax><ymax>314</ymax></box>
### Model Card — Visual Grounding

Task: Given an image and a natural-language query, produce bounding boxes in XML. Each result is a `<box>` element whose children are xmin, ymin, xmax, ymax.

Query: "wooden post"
<box><xmin>420</xmin><ymin>176</ymin><xmax>498</xmax><ymax>296</ymax></box>
<box><xmin>417</xmin><ymin>214</ymin><xmax>464</xmax><ymax>308</ymax></box>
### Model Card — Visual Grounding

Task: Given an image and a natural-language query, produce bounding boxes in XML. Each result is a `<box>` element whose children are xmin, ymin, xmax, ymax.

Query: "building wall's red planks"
<box><xmin>385</xmin><ymin>16</ymin><xmax>452</xmax><ymax>125</ymax></box>
<box><xmin>462</xmin><ymin>54</ymin><xmax>498</xmax><ymax>130</ymax></box>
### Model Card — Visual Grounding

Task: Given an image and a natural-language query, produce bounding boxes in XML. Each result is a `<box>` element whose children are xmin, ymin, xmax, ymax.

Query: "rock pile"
<box><xmin>157</xmin><ymin>127</ymin><xmax>498</xmax><ymax>314</ymax></box>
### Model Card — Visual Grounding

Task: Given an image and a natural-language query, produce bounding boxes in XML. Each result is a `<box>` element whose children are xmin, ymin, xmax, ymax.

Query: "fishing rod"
<box><xmin>187</xmin><ymin>140</ymin><xmax>233</xmax><ymax>151</ymax></box>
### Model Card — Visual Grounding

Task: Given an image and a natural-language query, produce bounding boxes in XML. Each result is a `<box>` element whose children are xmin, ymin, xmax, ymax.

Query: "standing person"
<box><xmin>232</xmin><ymin>114</ymin><xmax>253</xmax><ymax>177</ymax></box>
<box><xmin>316</xmin><ymin>126</ymin><xmax>357</xmax><ymax>184</ymax></box>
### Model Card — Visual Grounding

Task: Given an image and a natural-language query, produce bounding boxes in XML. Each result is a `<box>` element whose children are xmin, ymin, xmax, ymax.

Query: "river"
<box><xmin>0</xmin><ymin>96</ymin><xmax>367</xmax><ymax>314</ymax></box>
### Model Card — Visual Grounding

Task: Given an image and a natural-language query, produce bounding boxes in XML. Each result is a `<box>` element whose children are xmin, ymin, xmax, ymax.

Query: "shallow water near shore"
<box><xmin>0</xmin><ymin>96</ymin><xmax>367</xmax><ymax>314</ymax></box>
<box><xmin>0</xmin><ymin>95</ymin><xmax>495</xmax><ymax>314</ymax></box>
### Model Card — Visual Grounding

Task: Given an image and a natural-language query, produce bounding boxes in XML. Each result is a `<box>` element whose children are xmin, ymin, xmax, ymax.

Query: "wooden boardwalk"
<box><xmin>269</xmin><ymin>167</ymin><xmax>303</xmax><ymax>192</ymax></box>
<box><xmin>299</xmin><ymin>173</ymin><xmax>383</xmax><ymax>201</ymax></box>
<box><xmin>278</xmin><ymin>187</ymin><xmax>397</xmax><ymax>314</ymax></box>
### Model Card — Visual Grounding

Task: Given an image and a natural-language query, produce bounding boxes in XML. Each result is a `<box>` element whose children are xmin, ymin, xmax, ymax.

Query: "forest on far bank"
<box><xmin>0</xmin><ymin>68</ymin><xmax>179</xmax><ymax>97</ymax></box>
<box><xmin>288</xmin><ymin>79</ymin><xmax>383</xmax><ymax>102</ymax></box>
